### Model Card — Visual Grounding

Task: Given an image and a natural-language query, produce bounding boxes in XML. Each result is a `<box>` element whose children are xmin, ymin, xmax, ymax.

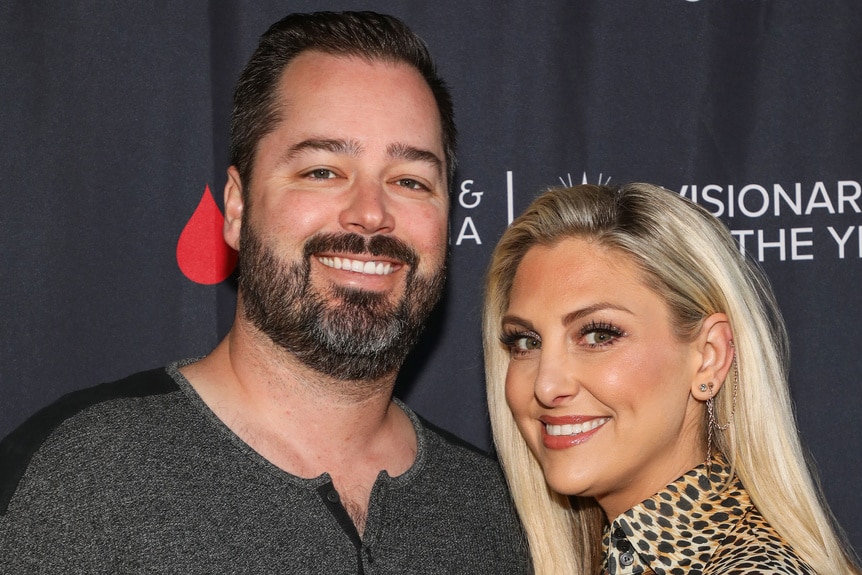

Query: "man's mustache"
<box><xmin>303</xmin><ymin>233</ymin><xmax>419</xmax><ymax>269</ymax></box>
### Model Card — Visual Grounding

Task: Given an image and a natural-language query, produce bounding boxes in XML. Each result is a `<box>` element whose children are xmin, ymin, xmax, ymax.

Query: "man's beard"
<box><xmin>237</xmin><ymin>223</ymin><xmax>446</xmax><ymax>383</ymax></box>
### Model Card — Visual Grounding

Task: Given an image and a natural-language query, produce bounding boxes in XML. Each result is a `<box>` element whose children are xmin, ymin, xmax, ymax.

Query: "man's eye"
<box><xmin>396</xmin><ymin>178</ymin><xmax>429</xmax><ymax>191</ymax></box>
<box><xmin>306</xmin><ymin>168</ymin><xmax>337</xmax><ymax>179</ymax></box>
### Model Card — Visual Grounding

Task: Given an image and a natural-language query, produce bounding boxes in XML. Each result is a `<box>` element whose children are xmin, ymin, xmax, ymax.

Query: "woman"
<box><xmin>484</xmin><ymin>183</ymin><xmax>860</xmax><ymax>574</ymax></box>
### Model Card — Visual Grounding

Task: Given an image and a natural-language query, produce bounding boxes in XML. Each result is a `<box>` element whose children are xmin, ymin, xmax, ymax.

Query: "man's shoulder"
<box><xmin>0</xmin><ymin>367</ymin><xmax>180</xmax><ymax>514</ymax></box>
<box><xmin>411</xmin><ymin>413</ymin><xmax>513</xmax><ymax>494</ymax></box>
<box><xmin>416</xmin><ymin>413</ymin><xmax>497</xmax><ymax>463</ymax></box>
<box><xmin>392</xmin><ymin>412</ymin><xmax>530</xmax><ymax>573</ymax></box>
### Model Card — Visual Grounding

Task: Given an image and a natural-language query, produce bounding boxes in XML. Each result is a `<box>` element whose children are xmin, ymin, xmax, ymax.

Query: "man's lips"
<box><xmin>316</xmin><ymin>255</ymin><xmax>399</xmax><ymax>276</ymax></box>
<box><xmin>304</xmin><ymin>232</ymin><xmax>418</xmax><ymax>272</ymax></box>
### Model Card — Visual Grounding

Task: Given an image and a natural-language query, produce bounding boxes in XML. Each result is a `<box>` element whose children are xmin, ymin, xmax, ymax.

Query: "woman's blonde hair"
<box><xmin>484</xmin><ymin>183</ymin><xmax>860</xmax><ymax>574</ymax></box>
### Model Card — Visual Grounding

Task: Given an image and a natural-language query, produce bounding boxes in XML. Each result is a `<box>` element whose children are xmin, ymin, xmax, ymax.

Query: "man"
<box><xmin>0</xmin><ymin>12</ymin><xmax>529</xmax><ymax>574</ymax></box>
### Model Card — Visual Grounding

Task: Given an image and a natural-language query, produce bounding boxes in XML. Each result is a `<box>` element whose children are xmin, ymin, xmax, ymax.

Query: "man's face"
<box><xmin>228</xmin><ymin>51</ymin><xmax>449</xmax><ymax>382</ymax></box>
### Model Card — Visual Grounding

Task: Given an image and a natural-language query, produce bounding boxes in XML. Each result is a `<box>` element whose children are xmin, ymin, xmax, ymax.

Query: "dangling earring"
<box><xmin>705</xmin><ymin>340</ymin><xmax>739</xmax><ymax>465</ymax></box>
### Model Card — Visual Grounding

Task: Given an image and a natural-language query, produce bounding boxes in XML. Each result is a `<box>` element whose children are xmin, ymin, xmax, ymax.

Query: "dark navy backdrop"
<box><xmin>2</xmin><ymin>1</ymin><xmax>859</xmax><ymax>553</ymax></box>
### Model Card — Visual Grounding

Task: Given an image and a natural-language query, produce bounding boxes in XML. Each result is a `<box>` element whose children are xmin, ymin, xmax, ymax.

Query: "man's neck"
<box><xmin>179</xmin><ymin>321</ymin><xmax>418</xmax><ymax>533</ymax></box>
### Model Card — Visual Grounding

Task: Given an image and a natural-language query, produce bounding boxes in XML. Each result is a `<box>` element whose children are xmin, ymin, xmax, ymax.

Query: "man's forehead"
<box><xmin>256</xmin><ymin>50</ymin><xmax>447</xmax><ymax>184</ymax></box>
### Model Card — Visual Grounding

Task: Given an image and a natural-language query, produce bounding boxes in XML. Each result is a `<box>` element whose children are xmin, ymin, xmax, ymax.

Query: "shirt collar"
<box><xmin>602</xmin><ymin>455</ymin><xmax>751</xmax><ymax>575</ymax></box>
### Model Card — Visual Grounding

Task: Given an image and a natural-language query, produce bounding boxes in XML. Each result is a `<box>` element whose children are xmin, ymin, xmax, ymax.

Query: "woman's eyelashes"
<box><xmin>578</xmin><ymin>320</ymin><xmax>626</xmax><ymax>348</ymax></box>
<box><xmin>500</xmin><ymin>320</ymin><xmax>627</xmax><ymax>357</ymax></box>
<box><xmin>500</xmin><ymin>329</ymin><xmax>541</xmax><ymax>358</ymax></box>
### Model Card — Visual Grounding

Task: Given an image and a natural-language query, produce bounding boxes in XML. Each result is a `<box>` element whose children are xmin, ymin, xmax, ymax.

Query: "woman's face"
<box><xmin>502</xmin><ymin>237</ymin><xmax>706</xmax><ymax>519</ymax></box>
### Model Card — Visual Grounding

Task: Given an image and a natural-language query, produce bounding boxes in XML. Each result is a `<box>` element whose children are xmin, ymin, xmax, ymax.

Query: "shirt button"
<box><xmin>620</xmin><ymin>552</ymin><xmax>634</xmax><ymax>566</ymax></box>
<box><xmin>326</xmin><ymin>490</ymin><xmax>340</xmax><ymax>503</ymax></box>
<box><xmin>614</xmin><ymin>527</ymin><xmax>626</xmax><ymax>539</ymax></box>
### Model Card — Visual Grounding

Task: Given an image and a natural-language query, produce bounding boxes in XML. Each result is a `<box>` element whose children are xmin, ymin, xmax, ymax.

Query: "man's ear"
<box><xmin>691</xmin><ymin>313</ymin><xmax>734</xmax><ymax>401</ymax></box>
<box><xmin>224</xmin><ymin>166</ymin><xmax>244</xmax><ymax>251</ymax></box>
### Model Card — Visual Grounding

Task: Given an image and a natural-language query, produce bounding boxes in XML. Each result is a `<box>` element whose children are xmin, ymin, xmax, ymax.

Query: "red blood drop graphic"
<box><xmin>176</xmin><ymin>185</ymin><xmax>238</xmax><ymax>285</ymax></box>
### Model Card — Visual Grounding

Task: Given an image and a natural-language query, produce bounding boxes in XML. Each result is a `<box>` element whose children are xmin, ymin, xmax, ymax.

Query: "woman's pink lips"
<box><xmin>540</xmin><ymin>416</ymin><xmax>608</xmax><ymax>449</ymax></box>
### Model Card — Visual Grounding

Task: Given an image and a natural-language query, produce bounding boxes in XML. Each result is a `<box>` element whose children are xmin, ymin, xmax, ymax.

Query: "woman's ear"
<box><xmin>691</xmin><ymin>313</ymin><xmax>734</xmax><ymax>401</ymax></box>
<box><xmin>223</xmin><ymin>166</ymin><xmax>244</xmax><ymax>251</ymax></box>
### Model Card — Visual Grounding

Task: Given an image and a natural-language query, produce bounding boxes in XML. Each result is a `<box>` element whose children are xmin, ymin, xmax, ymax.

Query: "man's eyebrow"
<box><xmin>387</xmin><ymin>142</ymin><xmax>444</xmax><ymax>176</ymax></box>
<box><xmin>280</xmin><ymin>138</ymin><xmax>363</xmax><ymax>163</ymax></box>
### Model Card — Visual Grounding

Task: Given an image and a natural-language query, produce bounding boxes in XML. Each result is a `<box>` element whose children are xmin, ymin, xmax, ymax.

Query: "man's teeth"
<box><xmin>545</xmin><ymin>418</ymin><xmax>609</xmax><ymax>437</ymax></box>
<box><xmin>318</xmin><ymin>256</ymin><xmax>394</xmax><ymax>276</ymax></box>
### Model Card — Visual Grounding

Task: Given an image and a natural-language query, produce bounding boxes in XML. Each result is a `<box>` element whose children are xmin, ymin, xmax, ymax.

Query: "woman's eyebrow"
<box><xmin>561</xmin><ymin>303</ymin><xmax>632</xmax><ymax>327</ymax></box>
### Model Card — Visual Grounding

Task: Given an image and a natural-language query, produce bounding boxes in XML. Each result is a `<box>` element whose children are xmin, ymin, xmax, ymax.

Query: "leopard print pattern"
<box><xmin>601</xmin><ymin>457</ymin><xmax>815</xmax><ymax>574</ymax></box>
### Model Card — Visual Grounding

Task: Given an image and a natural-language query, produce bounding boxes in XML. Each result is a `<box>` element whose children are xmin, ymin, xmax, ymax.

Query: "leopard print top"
<box><xmin>601</xmin><ymin>456</ymin><xmax>815</xmax><ymax>574</ymax></box>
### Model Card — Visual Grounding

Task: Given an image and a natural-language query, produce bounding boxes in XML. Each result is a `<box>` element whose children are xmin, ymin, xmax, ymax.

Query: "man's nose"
<box><xmin>338</xmin><ymin>179</ymin><xmax>396</xmax><ymax>235</ymax></box>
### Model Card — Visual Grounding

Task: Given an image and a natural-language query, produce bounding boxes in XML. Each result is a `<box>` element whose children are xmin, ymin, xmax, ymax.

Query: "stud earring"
<box><xmin>699</xmin><ymin>383</ymin><xmax>708</xmax><ymax>392</ymax></box>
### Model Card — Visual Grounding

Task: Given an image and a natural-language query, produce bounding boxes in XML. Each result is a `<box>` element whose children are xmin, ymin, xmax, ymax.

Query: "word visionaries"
<box><xmin>451</xmin><ymin>172</ymin><xmax>862</xmax><ymax>262</ymax></box>
<box><xmin>681</xmin><ymin>180</ymin><xmax>862</xmax><ymax>261</ymax></box>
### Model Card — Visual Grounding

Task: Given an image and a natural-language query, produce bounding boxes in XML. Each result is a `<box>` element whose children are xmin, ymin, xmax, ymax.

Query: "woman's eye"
<box><xmin>584</xmin><ymin>331</ymin><xmax>615</xmax><ymax>345</ymax></box>
<box><xmin>514</xmin><ymin>336</ymin><xmax>541</xmax><ymax>351</ymax></box>
<box><xmin>499</xmin><ymin>330</ymin><xmax>542</xmax><ymax>357</ymax></box>
<box><xmin>580</xmin><ymin>322</ymin><xmax>625</xmax><ymax>348</ymax></box>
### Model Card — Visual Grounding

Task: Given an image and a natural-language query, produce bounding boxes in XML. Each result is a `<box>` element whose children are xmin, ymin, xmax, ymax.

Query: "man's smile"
<box><xmin>317</xmin><ymin>255</ymin><xmax>398</xmax><ymax>276</ymax></box>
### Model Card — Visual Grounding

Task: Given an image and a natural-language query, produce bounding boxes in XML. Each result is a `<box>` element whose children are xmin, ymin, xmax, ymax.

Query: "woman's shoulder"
<box><xmin>706</xmin><ymin>504</ymin><xmax>816</xmax><ymax>574</ymax></box>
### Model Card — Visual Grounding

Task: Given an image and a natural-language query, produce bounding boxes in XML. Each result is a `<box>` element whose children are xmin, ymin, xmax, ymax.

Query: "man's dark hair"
<box><xmin>230</xmin><ymin>11</ymin><xmax>456</xmax><ymax>190</ymax></box>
